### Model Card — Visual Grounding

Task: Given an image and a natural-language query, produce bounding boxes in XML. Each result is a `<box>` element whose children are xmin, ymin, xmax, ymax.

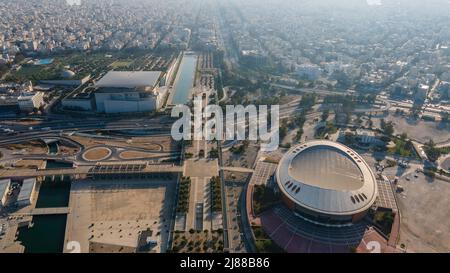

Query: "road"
<box><xmin>0</xmin><ymin>118</ymin><xmax>173</xmax><ymax>143</ymax></box>
<box><xmin>0</xmin><ymin>164</ymin><xmax>183</xmax><ymax>179</ymax></box>
<box><xmin>1</xmin><ymin>94</ymin><xmax>308</xmax><ymax>141</ymax></box>
<box><xmin>12</xmin><ymin>207</ymin><xmax>70</xmax><ymax>216</ymax></box>
<box><xmin>224</xmin><ymin>183</ymin><xmax>246</xmax><ymax>252</ymax></box>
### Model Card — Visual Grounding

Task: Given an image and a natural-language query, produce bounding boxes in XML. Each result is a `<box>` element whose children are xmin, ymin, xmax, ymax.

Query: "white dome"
<box><xmin>276</xmin><ymin>140</ymin><xmax>378</xmax><ymax>216</ymax></box>
<box><xmin>61</xmin><ymin>70</ymin><xmax>76</xmax><ymax>78</ymax></box>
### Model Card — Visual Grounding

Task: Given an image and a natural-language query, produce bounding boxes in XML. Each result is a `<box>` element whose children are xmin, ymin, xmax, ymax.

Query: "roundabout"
<box><xmin>81</xmin><ymin>147</ymin><xmax>113</xmax><ymax>162</ymax></box>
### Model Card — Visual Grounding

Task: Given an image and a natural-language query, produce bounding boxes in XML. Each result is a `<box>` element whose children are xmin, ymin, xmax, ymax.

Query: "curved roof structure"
<box><xmin>95</xmin><ymin>71</ymin><xmax>162</xmax><ymax>89</ymax></box>
<box><xmin>61</xmin><ymin>70</ymin><xmax>76</xmax><ymax>78</ymax></box>
<box><xmin>276</xmin><ymin>140</ymin><xmax>377</xmax><ymax>216</ymax></box>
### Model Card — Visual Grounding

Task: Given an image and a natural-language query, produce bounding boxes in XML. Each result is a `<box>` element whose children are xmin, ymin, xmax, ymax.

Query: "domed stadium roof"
<box><xmin>276</xmin><ymin>140</ymin><xmax>378</xmax><ymax>216</ymax></box>
<box><xmin>61</xmin><ymin>70</ymin><xmax>76</xmax><ymax>78</ymax></box>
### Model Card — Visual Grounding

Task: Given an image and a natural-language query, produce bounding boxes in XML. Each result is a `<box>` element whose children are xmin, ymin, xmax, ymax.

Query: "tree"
<box><xmin>279</xmin><ymin>120</ymin><xmax>288</xmax><ymax>139</ymax></box>
<box><xmin>321</xmin><ymin>109</ymin><xmax>330</xmax><ymax>122</ymax></box>
<box><xmin>380</xmin><ymin>119</ymin><xmax>394</xmax><ymax>136</ymax></box>
<box><xmin>410</xmin><ymin>102</ymin><xmax>422</xmax><ymax>118</ymax></box>
<box><xmin>423</xmin><ymin>140</ymin><xmax>441</xmax><ymax>162</ymax></box>
<box><xmin>295</xmin><ymin>128</ymin><xmax>304</xmax><ymax>142</ymax></box>
<box><xmin>14</xmin><ymin>53</ymin><xmax>26</xmax><ymax>64</ymax></box>
<box><xmin>400</xmin><ymin>133</ymin><xmax>408</xmax><ymax>141</ymax></box>
<box><xmin>367</xmin><ymin>118</ymin><xmax>373</xmax><ymax>129</ymax></box>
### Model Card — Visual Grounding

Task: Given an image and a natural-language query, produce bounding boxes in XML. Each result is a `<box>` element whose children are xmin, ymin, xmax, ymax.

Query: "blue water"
<box><xmin>17</xmin><ymin>160</ymin><xmax>72</xmax><ymax>253</ymax></box>
<box><xmin>171</xmin><ymin>54</ymin><xmax>197</xmax><ymax>104</ymax></box>
<box><xmin>35</xmin><ymin>58</ymin><xmax>54</xmax><ymax>65</ymax></box>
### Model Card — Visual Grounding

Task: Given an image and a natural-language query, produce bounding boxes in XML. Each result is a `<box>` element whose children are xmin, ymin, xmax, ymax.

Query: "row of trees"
<box><xmin>176</xmin><ymin>177</ymin><xmax>191</xmax><ymax>213</ymax></box>
<box><xmin>210</xmin><ymin>176</ymin><xmax>222</xmax><ymax>212</ymax></box>
<box><xmin>253</xmin><ymin>185</ymin><xmax>279</xmax><ymax>215</ymax></box>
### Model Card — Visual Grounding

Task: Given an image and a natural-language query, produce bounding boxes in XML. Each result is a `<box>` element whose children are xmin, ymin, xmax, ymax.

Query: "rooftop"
<box><xmin>95</xmin><ymin>71</ymin><xmax>162</xmax><ymax>89</ymax></box>
<box><xmin>289</xmin><ymin>145</ymin><xmax>364</xmax><ymax>191</ymax></box>
<box><xmin>17</xmin><ymin>178</ymin><xmax>36</xmax><ymax>202</ymax></box>
<box><xmin>276</xmin><ymin>140</ymin><xmax>378</xmax><ymax>216</ymax></box>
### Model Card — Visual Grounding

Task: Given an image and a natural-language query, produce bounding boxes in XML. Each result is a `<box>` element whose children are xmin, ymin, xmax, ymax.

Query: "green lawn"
<box><xmin>389</xmin><ymin>138</ymin><xmax>418</xmax><ymax>158</ymax></box>
<box><xmin>5</xmin><ymin>50</ymin><xmax>156</xmax><ymax>83</ymax></box>
<box><xmin>109</xmin><ymin>60</ymin><xmax>133</xmax><ymax>69</ymax></box>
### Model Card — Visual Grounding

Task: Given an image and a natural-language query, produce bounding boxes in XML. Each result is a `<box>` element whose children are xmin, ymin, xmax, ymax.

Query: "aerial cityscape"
<box><xmin>1</xmin><ymin>0</ymin><xmax>450</xmax><ymax>256</ymax></box>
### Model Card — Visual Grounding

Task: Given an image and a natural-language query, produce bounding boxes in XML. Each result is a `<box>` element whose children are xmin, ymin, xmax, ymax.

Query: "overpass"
<box><xmin>221</xmin><ymin>166</ymin><xmax>254</xmax><ymax>174</ymax></box>
<box><xmin>12</xmin><ymin>207</ymin><xmax>70</xmax><ymax>216</ymax></box>
<box><xmin>0</xmin><ymin>163</ymin><xmax>183</xmax><ymax>179</ymax></box>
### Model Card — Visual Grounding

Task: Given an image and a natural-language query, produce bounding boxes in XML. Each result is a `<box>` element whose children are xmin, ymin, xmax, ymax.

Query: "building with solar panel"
<box><xmin>276</xmin><ymin>140</ymin><xmax>378</xmax><ymax>227</ymax></box>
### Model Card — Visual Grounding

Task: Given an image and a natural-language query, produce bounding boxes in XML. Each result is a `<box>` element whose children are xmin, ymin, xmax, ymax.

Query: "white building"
<box><xmin>17</xmin><ymin>91</ymin><xmax>45</xmax><ymax>111</ymax></box>
<box><xmin>295</xmin><ymin>64</ymin><xmax>322</xmax><ymax>80</ymax></box>
<box><xmin>17</xmin><ymin>178</ymin><xmax>37</xmax><ymax>207</ymax></box>
<box><xmin>355</xmin><ymin>129</ymin><xmax>378</xmax><ymax>145</ymax></box>
<box><xmin>62</xmin><ymin>97</ymin><xmax>93</xmax><ymax>111</ymax></box>
<box><xmin>0</xmin><ymin>179</ymin><xmax>11</xmax><ymax>208</ymax></box>
<box><xmin>415</xmin><ymin>84</ymin><xmax>429</xmax><ymax>102</ymax></box>
<box><xmin>94</xmin><ymin>71</ymin><xmax>166</xmax><ymax>114</ymax></box>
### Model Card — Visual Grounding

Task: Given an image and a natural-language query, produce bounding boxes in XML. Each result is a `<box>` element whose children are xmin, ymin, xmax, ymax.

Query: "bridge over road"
<box><xmin>221</xmin><ymin>166</ymin><xmax>254</xmax><ymax>174</ymax></box>
<box><xmin>0</xmin><ymin>163</ymin><xmax>183</xmax><ymax>179</ymax></box>
<box><xmin>11</xmin><ymin>207</ymin><xmax>70</xmax><ymax>216</ymax></box>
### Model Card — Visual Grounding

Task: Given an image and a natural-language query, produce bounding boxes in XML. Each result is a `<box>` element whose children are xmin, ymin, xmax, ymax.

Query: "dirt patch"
<box><xmin>83</xmin><ymin>148</ymin><xmax>111</xmax><ymax>161</ymax></box>
<box><xmin>119</xmin><ymin>151</ymin><xmax>159</xmax><ymax>159</ymax></box>
<box><xmin>223</xmin><ymin>142</ymin><xmax>258</xmax><ymax>169</ymax></box>
<box><xmin>58</xmin><ymin>144</ymin><xmax>80</xmax><ymax>155</ymax></box>
<box><xmin>3</xmin><ymin>140</ymin><xmax>47</xmax><ymax>154</ymax></box>
<box><xmin>397</xmin><ymin>173</ymin><xmax>450</xmax><ymax>252</ymax></box>
<box><xmin>372</xmin><ymin>114</ymin><xmax>450</xmax><ymax>143</ymax></box>
<box><xmin>14</xmin><ymin>159</ymin><xmax>46</xmax><ymax>169</ymax></box>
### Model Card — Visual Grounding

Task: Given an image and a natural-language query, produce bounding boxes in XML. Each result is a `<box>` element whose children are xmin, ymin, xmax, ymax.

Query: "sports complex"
<box><xmin>251</xmin><ymin>140</ymin><xmax>401</xmax><ymax>253</ymax></box>
<box><xmin>275</xmin><ymin>140</ymin><xmax>378</xmax><ymax>227</ymax></box>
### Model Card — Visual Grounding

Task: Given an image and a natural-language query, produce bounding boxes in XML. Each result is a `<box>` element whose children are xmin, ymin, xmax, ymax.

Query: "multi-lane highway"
<box><xmin>0</xmin><ymin>98</ymin><xmax>313</xmax><ymax>144</ymax></box>
<box><xmin>0</xmin><ymin>116</ymin><xmax>174</xmax><ymax>143</ymax></box>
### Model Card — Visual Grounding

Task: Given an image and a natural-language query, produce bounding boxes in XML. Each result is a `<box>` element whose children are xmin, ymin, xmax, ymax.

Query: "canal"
<box><xmin>17</xmin><ymin>160</ymin><xmax>72</xmax><ymax>253</ymax></box>
<box><xmin>171</xmin><ymin>53</ymin><xmax>197</xmax><ymax>105</ymax></box>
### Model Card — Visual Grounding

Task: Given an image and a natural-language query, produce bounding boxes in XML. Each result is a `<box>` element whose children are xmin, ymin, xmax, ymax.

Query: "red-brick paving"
<box><xmin>356</xmin><ymin>228</ymin><xmax>401</xmax><ymax>253</ymax></box>
<box><xmin>260</xmin><ymin>205</ymin><xmax>400</xmax><ymax>253</ymax></box>
<box><xmin>246</xmin><ymin>184</ymin><xmax>261</xmax><ymax>226</ymax></box>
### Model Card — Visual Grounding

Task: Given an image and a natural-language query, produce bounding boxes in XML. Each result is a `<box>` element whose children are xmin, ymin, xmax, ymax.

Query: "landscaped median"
<box><xmin>210</xmin><ymin>176</ymin><xmax>222</xmax><ymax>213</ymax></box>
<box><xmin>176</xmin><ymin>177</ymin><xmax>191</xmax><ymax>213</ymax></box>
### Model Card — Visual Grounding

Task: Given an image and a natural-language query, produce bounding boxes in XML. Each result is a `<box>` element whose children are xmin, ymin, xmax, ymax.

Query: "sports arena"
<box><xmin>276</xmin><ymin>140</ymin><xmax>378</xmax><ymax>227</ymax></box>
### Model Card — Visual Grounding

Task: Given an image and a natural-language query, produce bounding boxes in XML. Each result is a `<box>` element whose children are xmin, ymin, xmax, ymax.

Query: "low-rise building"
<box><xmin>355</xmin><ymin>129</ymin><xmax>381</xmax><ymax>145</ymax></box>
<box><xmin>17</xmin><ymin>178</ymin><xmax>37</xmax><ymax>207</ymax></box>
<box><xmin>0</xmin><ymin>179</ymin><xmax>11</xmax><ymax>208</ymax></box>
<box><xmin>295</xmin><ymin>64</ymin><xmax>322</xmax><ymax>80</ymax></box>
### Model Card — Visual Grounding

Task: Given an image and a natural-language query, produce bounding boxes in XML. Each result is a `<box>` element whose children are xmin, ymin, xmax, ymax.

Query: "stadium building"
<box><xmin>62</xmin><ymin>71</ymin><xmax>168</xmax><ymax>113</ymax></box>
<box><xmin>94</xmin><ymin>71</ymin><xmax>166</xmax><ymax>113</ymax></box>
<box><xmin>276</xmin><ymin>140</ymin><xmax>378</xmax><ymax>227</ymax></box>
